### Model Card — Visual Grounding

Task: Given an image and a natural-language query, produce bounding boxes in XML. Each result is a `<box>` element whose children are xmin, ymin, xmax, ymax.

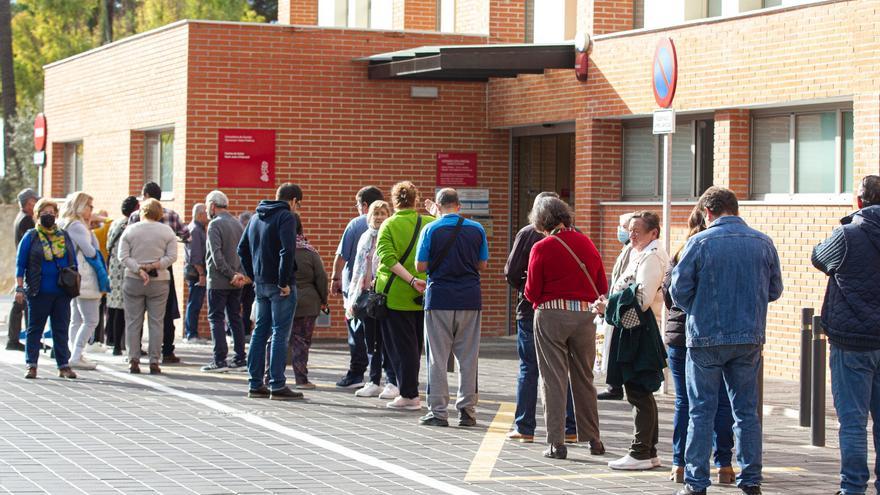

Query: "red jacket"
<box><xmin>524</xmin><ymin>229</ymin><xmax>608</xmax><ymax>308</ymax></box>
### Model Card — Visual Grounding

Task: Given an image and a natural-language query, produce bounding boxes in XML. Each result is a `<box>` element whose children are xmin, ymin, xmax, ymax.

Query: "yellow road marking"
<box><xmin>464</xmin><ymin>402</ymin><xmax>516</xmax><ymax>482</ymax></box>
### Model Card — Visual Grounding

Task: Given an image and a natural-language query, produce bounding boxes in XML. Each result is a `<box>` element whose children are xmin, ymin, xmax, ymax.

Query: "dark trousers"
<box><xmin>381</xmin><ymin>309</ymin><xmax>424</xmax><ymax>399</ymax></box>
<box><xmin>241</xmin><ymin>284</ymin><xmax>255</xmax><ymax>335</ymax></box>
<box><xmin>7</xmin><ymin>299</ymin><xmax>27</xmax><ymax>345</ymax></box>
<box><xmin>289</xmin><ymin>316</ymin><xmax>317</xmax><ymax>384</ymax></box>
<box><xmin>106</xmin><ymin>307</ymin><xmax>126</xmax><ymax>352</ymax></box>
<box><xmin>25</xmin><ymin>293</ymin><xmax>72</xmax><ymax>369</ymax></box>
<box><xmin>364</xmin><ymin>316</ymin><xmax>395</xmax><ymax>386</ymax></box>
<box><xmin>162</xmin><ymin>268</ymin><xmax>180</xmax><ymax>356</ymax></box>
<box><xmin>208</xmin><ymin>288</ymin><xmax>246</xmax><ymax>364</ymax></box>
<box><xmin>624</xmin><ymin>382</ymin><xmax>659</xmax><ymax>460</ymax></box>
<box><xmin>92</xmin><ymin>295</ymin><xmax>107</xmax><ymax>344</ymax></box>
<box><xmin>184</xmin><ymin>280</ymin><xmax>206</xmax><ymax>339</ymax></box>
<box><xmin>345</xmin><ymin>316</ymin><xmax>368</xmax><ymax>379</ymax></box>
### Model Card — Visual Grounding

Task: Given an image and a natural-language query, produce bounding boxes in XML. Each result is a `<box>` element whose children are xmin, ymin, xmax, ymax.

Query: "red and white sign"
<box><xmin>34</xmin><ymin>113</ymin><xmax>47</xmax><ymax>152</ymax></box>
<box><xmin>217</xmin><ymin>129</ymin><xmax>275</xmax><ymax>188</ymax></box>
<box><xmin>436</xmin><ymin>152</ymin><xmax>477</xmax><ymax>187</ymax></box>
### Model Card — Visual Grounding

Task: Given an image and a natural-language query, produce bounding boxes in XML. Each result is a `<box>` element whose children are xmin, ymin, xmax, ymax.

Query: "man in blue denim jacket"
<box><xmin>671</xmin><ymin>186</ymin><xmax>783</xmax><ymax>495</ymax></box>
<box><xmin>812</xmin><ymin>175</ymin><xmax>880</xmax><ymax>495</ymax></box>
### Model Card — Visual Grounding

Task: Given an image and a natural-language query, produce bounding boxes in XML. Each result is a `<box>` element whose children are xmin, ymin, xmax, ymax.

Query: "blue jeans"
<box><xmin>831</xmin><ymin>345</ymin><xmax>880</xmax><ymax>495</ymax></box>
<box><xmin>208</xmin><ymin>288</ymin><xmax>246</xmax><ymax>365</ymax></box>
<box><xmin>25</xmin><ymin>293</ymin><xmax>72</xmax><ymax>369</ymax></box>
<box><xmin>184</xmin><ymin>280</ymin><xmax>206</xmax><ymax>339</ymax></box>
<box><xmin>514</xmin><ymin>317</ymin><xmax>576</xmax><ymax>436</ymax></box>
<box><xmin>668</xmin><ymin>345</ymin><xmax>734</xmax><ymax>468</ymax></box>
<box><xmin>345</xmin><ymin>316</ymin><xmax>368</xmax><ymax>379</ymax></box>
<box><xmin>685</xmin><ymin>344</ymin><xmax>762</xmax><ymax>491</ymax></box>
<box><xmin>248</xmin><ymin>284</ymin><xmax>297</xmax><ymax>391</ymax></box>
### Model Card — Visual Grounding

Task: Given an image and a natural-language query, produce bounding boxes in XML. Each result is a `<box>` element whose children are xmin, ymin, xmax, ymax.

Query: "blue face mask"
<box><xmin>617</xmin><ymin>226</ymin><xmax>630</xmax><ymax>245</ymax></box>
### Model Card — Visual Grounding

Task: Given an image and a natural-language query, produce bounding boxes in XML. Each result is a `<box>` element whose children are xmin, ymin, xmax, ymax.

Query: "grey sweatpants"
<box><xmin>124</xmin><ymin>277</ymin><xmax>169</xmax><ymax>364</ymax></box>
<box><xmin>425</xmin><ymin>309</ymin><xmax>481</xmax><ymax>421</ymax></box>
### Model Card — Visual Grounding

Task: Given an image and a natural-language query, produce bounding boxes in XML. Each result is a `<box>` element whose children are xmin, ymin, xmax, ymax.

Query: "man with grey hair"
<box><xmin>415</xmin><ymin>188</ymin><xmax>488</xmax><ymax>427</ymax></box>
<box><xmin>183</xmin><ymin>203</ymin><xmax>208</xmax><ymax>343</ymax></box>
<box><xmin>201</xmin><ymin>190</ymin><xmax>249</xmax><ymax>372</ymax></box>
<box><xmin>7</xmin><ymin>188</ymin><xmax>39</xmax><ymax>351</ymax></box>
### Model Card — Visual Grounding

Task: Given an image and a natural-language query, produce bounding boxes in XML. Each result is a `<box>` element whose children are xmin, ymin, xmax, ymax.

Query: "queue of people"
<box><xmin>9</xmin><ymin>175</ymin><xmax>880</xmax><ymax>495</ymax></box>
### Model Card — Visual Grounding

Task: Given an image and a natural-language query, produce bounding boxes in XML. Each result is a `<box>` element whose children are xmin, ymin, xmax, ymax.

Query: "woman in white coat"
<box><xmin>60</xmin><ymin>192</ymin><xmax>105</xmax><ymax>370</ymax></box>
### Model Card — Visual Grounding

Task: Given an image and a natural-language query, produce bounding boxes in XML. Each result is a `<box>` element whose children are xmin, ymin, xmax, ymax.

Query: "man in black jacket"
<box><xmin>238</xmin><ymin>183</ymin><xmax>303</xmax><ymax>401</ymax></box>
<box><xmin>503</xmin><ymin>191</ymin><xmax>577</xmax><ymax>443</ymax></box>
<box><xmin>812</xmin><ymin>175</ymin><xmax>880</xmax><ymax>495</ymax></box>
<box><xmin>7</xmin><ymin>188</ymin><xmax>38</xmax><ymax>351</ymax></box>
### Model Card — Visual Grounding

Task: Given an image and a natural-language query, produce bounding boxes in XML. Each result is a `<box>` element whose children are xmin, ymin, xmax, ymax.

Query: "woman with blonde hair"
<box><xmin>118</xmin><ymin>198</ymin><xmax>178</xmax><ymax>375</ymax></box>
<box><xmin>60</xmin><ymin>191</ymin><xmax>109</xmax><ymax>370</ymax></box>
<box><xmin>15</xmin><ymin>198</ymin><xmax>78</xmax><ymax>379</ymax></box>
<box><xmin>347</xmin><ymin>199</ymin><xmax>397</xmax><ymax>398</ymax></box>
<box><xmin>375</xmin><ymin>182</ymin><xmax>434</xmax><ymax>409</ymax></box>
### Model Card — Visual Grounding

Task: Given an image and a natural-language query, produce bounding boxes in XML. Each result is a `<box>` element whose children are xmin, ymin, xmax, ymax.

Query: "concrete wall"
<box><xmin>0</xmin><ymin>205</ymin><xmax>19</xmax><ymax>292</ymax></box>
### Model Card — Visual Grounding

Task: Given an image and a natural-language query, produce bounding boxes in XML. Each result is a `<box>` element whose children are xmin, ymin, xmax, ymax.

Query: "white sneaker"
<box><xmin>378</xmin><ymin>383</ymin><xmax>400</xmax><ymax>400</ymax></box>
<box><xmin>355</xmin><ymin>382</ymin><xmax>382</xmax><ymax>397</ymax></box>
<box><xmin>608</xmin><ymin>454</ymin><xmax>655</xmax><ymax>471</ymax></box>
<box><xmin>69</xmin><ymin>358</ymin><xmax>97</xmax><ymax>370</ymax></box>
<box><xmin>86</xmin><ymin>342</ymin><xmax>105</xmax><ymax>353</ymax></box>
<box><xmin>651</xmin><ymin>457</ymin><xmax>662</xmax><ymax>468</ymax></box>
<box><xmin>386</xmin><ymin>396</ymin><xmax>421</xmax><ymax>410</ymax></box>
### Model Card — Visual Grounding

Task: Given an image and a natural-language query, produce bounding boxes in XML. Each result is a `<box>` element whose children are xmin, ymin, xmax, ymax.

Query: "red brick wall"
<box><xmin>489</xmin><ymin>0</ymin><xmax>525</xmax><ymax>43</ymax></box>
<box><xmin>713</xmin><ymin>109</ymin><xmax>750</xmax><ymax>198</ymax></box>
<box><xmin>592</xmin><ymin>0</ymin><xmax>633</xmax><ymax>35</ymax></box>
<box><xmin>403</xmin><ymin>0</ymin><xmax>438</xmax><ymax>30</ymax></box>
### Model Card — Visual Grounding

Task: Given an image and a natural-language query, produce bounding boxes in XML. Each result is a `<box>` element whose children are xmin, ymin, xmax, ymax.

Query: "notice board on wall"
<box><xmin>218</xmin><ymin>129</ymin><xmax>275</xmax><ymax>188</ymax></box>
<box><xmin>436</xmin><ymin>152</ymin><xmax>477</xmax><ymax>187</ymax></box>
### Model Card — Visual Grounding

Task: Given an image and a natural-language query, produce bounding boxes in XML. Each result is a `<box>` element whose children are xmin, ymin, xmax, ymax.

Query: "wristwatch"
<box><xmin>15</xmin><ymin>286</ymin><xmax>25</xmax><ymax>293</ymax></box>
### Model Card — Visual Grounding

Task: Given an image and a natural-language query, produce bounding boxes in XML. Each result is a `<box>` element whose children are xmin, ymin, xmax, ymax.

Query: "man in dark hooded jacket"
<box><xmin>812</xmin><ymin>175</ymin><xmax>880</xmax><ymax>495</ymax></box>
<box><xmin>238</xmin><ymin>183</ymin><xmax>302</xmax><ymax>401</ymax></box>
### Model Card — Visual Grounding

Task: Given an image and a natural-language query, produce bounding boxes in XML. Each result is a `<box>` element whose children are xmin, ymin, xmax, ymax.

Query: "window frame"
<box><xmin>63</xmin><ymin>141</ymin><xmax>84</xmax><ymax>195</ymax></box>
<box><xmin>749</xmin><ymin>103</ymin><xmax>853</xmax><ymax>201</ymax></box>
<box><xmin>144</xmin><ymin>129</ymin><xmax>175</xmax><ymax>200</ymax></box>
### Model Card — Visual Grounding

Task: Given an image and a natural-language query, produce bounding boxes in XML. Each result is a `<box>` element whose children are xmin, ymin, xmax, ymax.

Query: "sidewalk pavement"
<box><xmin>0</xmin><ymin>309</ymin><xmax>858</xmax><ymax>494</ymax></box>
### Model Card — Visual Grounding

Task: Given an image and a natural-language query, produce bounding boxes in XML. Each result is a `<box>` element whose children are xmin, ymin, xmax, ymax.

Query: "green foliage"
<box><xmin>0</xmin><ymin>94</ymin><xmax>41</xmax><ymax>204</ymax></box>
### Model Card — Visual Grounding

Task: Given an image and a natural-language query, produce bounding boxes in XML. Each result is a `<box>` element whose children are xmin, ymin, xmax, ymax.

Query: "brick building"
<box><xmin>42</xmin><ymin>0</ymin><xmax>878</xmax><ymax>379</ymax></box>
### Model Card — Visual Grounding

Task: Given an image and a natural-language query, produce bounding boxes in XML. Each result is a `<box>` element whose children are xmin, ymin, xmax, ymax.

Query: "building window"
<box><xmin>145</xmin><ymin>130</ymin><xmax>174</xmax><ymax>196</ymax></box>
<box><xmin>751</xmin><ymin>108</ymin><xmax>853</xmax><ymax>198</ymax></box>
<box><xmin>707</xmin><ymin>0</ymin><xmax>722</xmax><ymax>17</ymax></box>
<box><xmin>64</xmin><ymin>142</ymin><xmax>83</xmax><ymax>194</ymax></box>
<box><xmin>622</xmin><ymin>120</ymin><xmax>715</xmax><ymax>200</ymax></box>
<box><xmin>525</xmin><ymin>0</ymin><xmax>576</xmax><ymax>43</ymax></box>
<box><xmin>318</xmin><ymin>0</ymin><xmax>392</xmax><ymax>29</ymax></box>
<box><xmin>438</xmin><ymin>0</ymin><xmax>455</xmax><ymax>32</ymax></box>
<box><xmin>762</xmin><ymin>0</ymin><xmax>782</xmax><ymax>7</ymax></box>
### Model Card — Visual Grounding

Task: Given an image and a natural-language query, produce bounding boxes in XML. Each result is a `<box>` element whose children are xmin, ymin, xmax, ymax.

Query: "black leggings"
<box><xmin>381</xmin><ymin>310</ymin><xmax>424</xmax><ymax>399</ymax></box>
<box><xmin>106</xmin><ymin>308</ymin><xmax>126</xmax><ymax>353</ymax></box>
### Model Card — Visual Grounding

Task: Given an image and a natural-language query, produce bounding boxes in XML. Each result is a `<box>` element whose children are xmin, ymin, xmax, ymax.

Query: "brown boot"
<box><xmin>149</xmin><ymin>363</ymin><xmax>161</xmax><ymax>375</ymax></box>
<box><xmin>589</xmin><ymin>440</ymin><xmax>606</xmax><ymax>455</ymax></box>
<box><xmin>670</xmin><ymin>466</ymin><xmax>684</xmax><ymax>483</ymax></box>
<box><xmin>25</xmin><ymin>367</ymin><xmax>37</xmax><ymax>379</ymax></box>
<box><xmin>718</xmin><ymin>466</ymin><xmax>735</xmax><ymax>484</ymax></box>
<box><xmin>129</xmin><ymin>359</ymin><xmax>141</xmax><ymax>374</ymax></box>
<box><xmin>58</xmin><ymin>367</ymin><xmax>77</xmax><ymax>379</ymax></box>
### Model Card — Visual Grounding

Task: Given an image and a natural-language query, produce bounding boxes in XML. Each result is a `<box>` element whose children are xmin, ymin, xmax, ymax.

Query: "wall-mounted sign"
<box><xmin>218</xmin><ymin>129</ymin><xmax>275</xmax><ymax>188</ymax></box>
<box><xmin>652</xmin><ymin>38</ymin><xmax>678</xmax><ymax>109</ymax></box>
<box><xmin>653</xmin><ymin>108</ymin><xmax>676</xmax><ymax>134</ymax></box>
<box><xmin>437</xmin><ymin>152</ymin><xmax>477</xmax><ymax>187</ymax></box>
<box><xmin>457</xmin><ymin>188</ymin><xmax>490</xmax><ymax>215</ymax></box>
<box><xmin>34</xmin><ymin>113</ymin><xmax>47</xmax><ymax>152</ymax></box>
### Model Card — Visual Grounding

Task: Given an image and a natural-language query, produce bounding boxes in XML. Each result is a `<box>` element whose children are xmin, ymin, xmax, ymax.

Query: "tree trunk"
<box><xmin>0</xmin><ymin>0</ymin><xmax>16</xmax><ymax>176</ymax></box>
<box><xmin>101</xmin><ymin>0</ymin><xmax>114</xmax><ymax>44</ymax></box>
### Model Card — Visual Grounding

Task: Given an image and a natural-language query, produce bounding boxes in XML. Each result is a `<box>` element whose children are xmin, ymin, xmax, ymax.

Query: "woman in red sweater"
<box><xmin>524</xmin><ymin>196</ymin><xmax>608</xmax><ymax>460</ymax></box>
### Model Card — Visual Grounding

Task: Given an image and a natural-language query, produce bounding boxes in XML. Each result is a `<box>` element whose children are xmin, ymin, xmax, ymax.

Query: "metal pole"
<box><xmin>811</xmin><ymin>315</ymin><xmax>826</xmax><ymax>447</ymax></box>
<box><xmin>800</xmin><ymin>308</ymin><xmax>814</xmax><ymax>427</ymax></box>
<box><xmin>661</xmin><ymin>133</ymin><xmax>672</xmax><ymax>396</ymax></box>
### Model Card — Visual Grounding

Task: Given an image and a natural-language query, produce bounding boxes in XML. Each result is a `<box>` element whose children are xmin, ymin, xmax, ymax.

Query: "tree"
<box><xmin>0</xmin><ymin>0</ymin><xmax>17</xmax><ymax>179</ymax></box>
<box><xmin>249</xmin><ymin>0</ymin><xmax>277</xmax><ymax>22</ymax></box>
<box><xmin>0</xmin><ymin>95</ymin><xmax>40</xmax><ymax>203</ymax></box>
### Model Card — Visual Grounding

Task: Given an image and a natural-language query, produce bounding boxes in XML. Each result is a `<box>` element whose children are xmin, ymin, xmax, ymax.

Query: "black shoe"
<box><xmin>228</xmin><ymin>358</ymin><xmax>247</xmax><ymax>369</ymax></box>
<box><xmin>112</xmin><ymin>348</ymin><xmax>123</xmax><ymax>356</ymax></box>
<box><xmin>589</xmin><ymin>440</ymin><xmax>606</xmax><ymax>455</ymax></box>
<box><xmin>248</xmin><ymin>386</ymin><xmax>271</xmax><ymax>398</ymax></box>
<box><xmin>675</xmin><ymin>485</ymin><xmax>706</xmax><ymax>495</ymax></box>
<box><xmin>162</xmin><ymin>353</ymin><xmax>181</xmax><ymax>364</ymax></box>
<box><xmin>336</xmin><ymin>374</ymin><xmax>365</xmax><ymax>388</ymax></box>
<box><xmin>597</xmin><ymin>386</ymin><xmax>624</xmax><ymax>400</ymax></box>
<box><xmin>543</xmin><ymin>444</ymin><xmax>567</xmax><ymax>459</ymax></box>
<box><xmin>200</xmin><ymin>361</ymin><xmax>229</xmax><ymax>373</ymax></box>
<box><xmin>419</xmin><ymin>414</ymin><xmax>449</xmax><ymax>427</ymax></box>
<box><xmin>270</xmin><ymin>386</ymin><xmax>304</xmax><ymax>401</ymax></box>
<box><xmin>458</xmin><ymin>412</ymin><xmax>477</xmax><ymax>427</ymax></box>
<box><xmin>740</xmin><ymin>486</ymin><xmax>761</xmax><ymax>495</ymax></box>
<box><xmin>6</xmin><ymin>342</ymin><xmax>25</xmax><ymax>351</ymax></box>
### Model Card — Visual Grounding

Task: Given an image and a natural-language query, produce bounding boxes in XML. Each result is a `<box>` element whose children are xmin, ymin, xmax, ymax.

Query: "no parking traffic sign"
<box><xmin>652</xmin><ymin>38</ymin><xmax>677</xmax><ymax>108</ymax></box>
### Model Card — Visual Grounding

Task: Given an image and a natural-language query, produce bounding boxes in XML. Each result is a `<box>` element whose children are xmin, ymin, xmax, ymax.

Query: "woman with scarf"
<box><xmin>347</xmin><ymin>200</ymin><xmax>397</xmax><ymax>399</ymax></box>
<box><xmin>287</xmin><ymin>214</ymin><xmax>329</xmax><ymax>389</ymax></box>
<box><xmin>15</xmin><ymin>198</ymin><xmax>78</xmax><ymax>379</ymax></box>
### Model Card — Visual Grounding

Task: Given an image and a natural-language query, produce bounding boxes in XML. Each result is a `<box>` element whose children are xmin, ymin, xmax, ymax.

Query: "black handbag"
<box><xmin>44</xmin><ymin>230</ymin><xmax>81</xmax><ymax>298</ymax></box>
<box><xmin>184</xmin><ymin>264</ymin><xmax>200</xmax><ymax>283</ymax></box>
<box><xmin>362</xmin><ymin>215</ymin><xmax>422</xmax><ymax>320</ymax></box>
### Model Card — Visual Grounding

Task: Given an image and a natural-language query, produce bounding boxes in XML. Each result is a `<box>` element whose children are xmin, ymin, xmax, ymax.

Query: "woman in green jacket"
<box><xmin>375</xmin><ymin>181</ymin><xmax>434</xmax><ymax>410</ymax></box>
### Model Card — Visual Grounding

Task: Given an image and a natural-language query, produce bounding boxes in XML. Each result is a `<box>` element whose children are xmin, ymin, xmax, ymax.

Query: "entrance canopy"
<box><xmin>358</xmin><ymin>42</ymin><xmax>575</xmax><ymax>82</ymax></box>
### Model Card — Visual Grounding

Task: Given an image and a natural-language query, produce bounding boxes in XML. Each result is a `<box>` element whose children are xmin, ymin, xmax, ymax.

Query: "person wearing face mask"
<box><xmin>597</xmin><ymin>212</ymin><xmax>635</xmax><ymax>401</ymax></box>
<box><xmin>347</xmin><ymin>200</ymin><xmax>398</xmax><ymax>398</ymax></box>
<box><xmin>15</xmin><ymin>198</ymin><xmax>78</xmax><ymax>379</ymax></box>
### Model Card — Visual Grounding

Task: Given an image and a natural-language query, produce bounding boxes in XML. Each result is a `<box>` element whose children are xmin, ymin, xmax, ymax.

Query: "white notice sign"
<box><xmin>653</xmin><ymin>108</ymin><xmax>676</xmax><ymax>134</ymax></box>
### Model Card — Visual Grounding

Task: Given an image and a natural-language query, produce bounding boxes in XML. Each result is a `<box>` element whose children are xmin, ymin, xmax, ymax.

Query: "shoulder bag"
<box><xmin>361</xmin><ymin>215</ymin><xmax>422</xmax><ymax>320</ymax></box>
<box><xmin>43</xmin><ymin>230</ymin><xmax>81</xmax><ymax>298</ymax></box>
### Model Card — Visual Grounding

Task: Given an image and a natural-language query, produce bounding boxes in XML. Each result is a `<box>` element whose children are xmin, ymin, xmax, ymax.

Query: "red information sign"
<box><xmin>34</xmin><ymin>113</ymin><xmax>47</xmax><ymax>152</ymax></box>
<box><xmin>436</xmin><ymin>152</ymin><xmax>477</xmax><ymax>187</ymax></box>
<box><xmin>217</xmin><ymin>129</ymin><xmax>276</xmax><ymax>188</ymax></box>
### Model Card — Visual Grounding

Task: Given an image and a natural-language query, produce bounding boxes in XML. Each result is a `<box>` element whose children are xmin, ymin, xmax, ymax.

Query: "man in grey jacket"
<box><xmin>201</xmin><ymin>190</ymin><xmax>249</xmax><ymax>372</ymax></box>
